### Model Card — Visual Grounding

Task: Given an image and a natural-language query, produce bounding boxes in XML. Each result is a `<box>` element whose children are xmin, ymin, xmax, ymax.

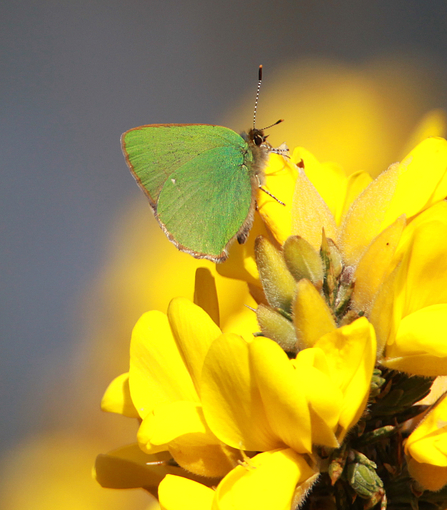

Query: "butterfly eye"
<box><xmin>253</xmin><ymin>133</ymin><xmax>265</xmax><ymax>146</ymax></box>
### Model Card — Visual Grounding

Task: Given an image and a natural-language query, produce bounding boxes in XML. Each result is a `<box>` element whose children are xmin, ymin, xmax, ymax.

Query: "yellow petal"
<box><xmin>101</xmin><ymin>372</ymin><xmax>139</xmax><ymax>418</ymax></box>
<box><xmin>292</xmin><ymin>147</ymin><xmax>347</xmax><ymax>223</ymax></box>
<box><xmin>215</xmin><ymin>449</ymin><xmax>316</xmax><ymax>510</ymax></box>
<box><xmin>291</xmin><ymin>167</ymin><xmax>337</xmax><ymax>251</ymax></box>
<box><xmin>257</xmin><ymin>154</ymin><xmax>299</xmax><ymax>245</ymax></box>
<box><xmin>396</xmin><ymin>201</ymin><xmax>447</xmax><ymax>256</ymax></box>
<box><xmin>138</xmin><ymin>401</ymin><xmax>238</xmax><ymax>477</ymax></box>
<box><xmin>249</xmin><ymin>337</ymin><xmax>312</xmax><ymax>453</ymax></box>
<box><xmin>382</xmin><ymin>137</ymin><xmax>447</xmax><ymax>229</ymax></box>
<box><xmin>314</xmin><ymin>318</ymin><xmax>376</xmax><ymax>438</ymax></box>
<box><xmin>138</xmin><ymin>402</ymin><xmax>217</xmax><ymax>448</ymax></box>
<box><xmin>339</xmin><ymin>171</ymin><xmax>373</xmax><ymax>224</ymax></box>
<box><xmin>397</xmin><ymin>219</ymin><xmax>447</xmax><ymax>317</ymax></box>
<box><xmin>407</xmin><ymin>458</ymin><xmax>447</xmax><ymax>492</ymax></box>
<box><xmin>369</xmin><ymin>263</ymin><xmax>401</xmax><ymax>356</ymax></box>
<box><xmin>406</xmin><ymin>394</ymin><xmax>447</xmax><ymax>466</ymax></box>
<box><xmin>352</xmin><ymin>216</ymin><xmax>406</xmax><ymax>314</ymax></box>
<box><xmin>293</xmin><ymin>279</ymin><xmax>336</xmax><ymax>349</ymax></box>
<box><xmin>293</xmin><ymin>348</ymin><xmax>342</xmax><ymax>447</ymax></box>
<box><xmin>201</xmin><ymin>333</ymin><xmax>282</xmax><ymax>452</ymax></box>
<box><xmin>168</xmin><ymin>298</ymin><xmax>222</xmax><ymax>394</ymax></box>
<box><xmin>159</xmin><ymin>475</ymin><xmax>215</xmax><ymax>510</ymax></box>
<box><xmin>129</xmin><ymin>311</ymin><xmax>199</xmax><ymax>418</ymax></box>
<box><xmin>384</xmin><ymin>304</ymin><xmax>447</xmax><ymax>376</ymax></box>
<box><xmin>95</xmin><ymin>445</ymin><xmax>217</xmax><ymax>496</ymax></box>
<box><xmin>338</xmin><ymin>163</ymin><xmax>399</xmax><ymax>266</ymax></box>
<box><xmin>95</xmin><ymin>445</ymin><xmax>166</xmax><ymax>492</ymax></box>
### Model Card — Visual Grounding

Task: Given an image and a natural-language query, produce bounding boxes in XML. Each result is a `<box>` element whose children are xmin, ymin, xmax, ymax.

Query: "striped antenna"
<box><xmin>253</xmin><ymin>66</ymin><xmax>284</xmax><ymax>131</ymax></box>
<box><xmin>253</xmin><ymin>65</ymin><xmax>263</xmax><ymax>129</ymax></box>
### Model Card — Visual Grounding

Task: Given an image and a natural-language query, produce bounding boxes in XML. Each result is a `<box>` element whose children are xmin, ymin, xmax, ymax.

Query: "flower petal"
<box><xmin>369</xmin><ymin>263</ymin><xmax>401</xmax><ymax>356</ymax></box>
<box><xmin>257</xmin><ymin>154</ymin><xmax>299</xmax><ymax>245</ymax></box>
<box><xmin>293</xmin><ymin>348</ymin><xmax>342</xmax><ymax>447</ymax></box>
<box><xmin>138</xmin><ymin>401</ymin><xmax>240</xmax><ymax>477</ymax></box>
<box><xmin>201</xmin><ymin>333</ymin><xmax>282</xmax><ymax>452</ymax></box>
<box><xmin>384</xmin><ymin>305</ymin><xmax>447</xmax><ymax>376</ymax></box>
<box><xmin>407</xmin><ymin>458</ymin><xmax>447</xmax><ymax>492</ymax></box>
<box><xmin>406</xmin><ymin>394</ymin><xmax>447</xmax><ymax>466</ymax></box>
<box><xmin>168</xmin><ymin>297</ymin><xmax>222</xmax><ymax>395</ymax></box>
<box><xmin>291</xmin><ymin>167</ymin><xmax>337</xmax><ymax>251</ymax></box>
<box><xmin>382</xmin><ymin>137</ymin><xmax>447</xmax><ymax>228</ymax></box>
<box><xmin>249</xmin><ymin>337</ymin><xmax>313</xmax><ymax>453</ymax></box>
<box><xmin>159</xmin><ymin>475</ymin><xmax>215</xmax><ymax>510</ymax></box>
<box><xmin>397</xmin><ymin>217</ymin><xmax>447</xmax><ymax>316</ymax></box>
<box><xmin>292</xmin><ymin>147</ymin><xmax>347</xmax><ymax>224</ymax></box>
<box><xmin>338</xmin><ymin>163</ymin><xmax>399</xmax><ymax>266</ymax></box>
<box><xmin>339</xmin><ymin>171</ymin><xmax>373</xmax><ymax>223</ymax></box>
<box><xmin>129</xmin><ymin>311</ymin><xmax>199</xmax><ymax>418</ymax></box>
<box><xmin>314</xmin><ymin>317</ymin><xmax>376</xmax><ymax>438</ymax></box>
<box><xmin>95</xmin><ymin>445</ymin><xmax>221</xmax><ymax>496</ymax></box>
<box><xmin>101</xmin><ymin>372</ymin><xmax>139</xmax><ymax>418</ymax></box>
<box><xmin>352</xmin><ymin>216</ymin><xmax>406</xmax><ymax>314</ymax></box>
<box><xmin>214</xmin><ymin>449</ymin><xmax>316</xmax><ymax>510</ymax></box>
<box><xmin>138</xmin><ymin>402</ymin><xmax>217</xmax><ymax>448</ymax></box>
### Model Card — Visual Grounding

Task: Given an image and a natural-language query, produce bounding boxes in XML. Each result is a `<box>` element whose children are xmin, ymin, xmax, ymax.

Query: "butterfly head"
<box><xmin>248</xmin><ymin>128</ymin><xmax>268</xmax><ymax>147</ymax></box>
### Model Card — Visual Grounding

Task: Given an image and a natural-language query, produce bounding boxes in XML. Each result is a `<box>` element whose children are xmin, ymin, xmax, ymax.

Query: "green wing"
<box><xmin>121</xmin><ymin>124</ymin><xmax>255</xmax><ymax>260</ymax></box>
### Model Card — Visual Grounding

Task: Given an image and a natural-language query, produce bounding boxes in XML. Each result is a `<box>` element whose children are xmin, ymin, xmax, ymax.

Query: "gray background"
<box><xmin>2</xmin><ymin>0</ymin><xmax>447</xmax><ymax>502</ymax></box>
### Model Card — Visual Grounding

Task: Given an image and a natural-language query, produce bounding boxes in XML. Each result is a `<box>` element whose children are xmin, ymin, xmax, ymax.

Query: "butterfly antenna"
<box><xmin>253</xmin><ymin>66</ymin><xmax>285</xmax><ymax>132</ymax></box>
<box><xmin>260</xmin><ymin>118</ymin><xmax>284</xmax><ymax>131</ymax></box>
<box><xmin>253</xmin><ymin>65</ymin><xmax>263</xmax><ymax>129</ymax></box>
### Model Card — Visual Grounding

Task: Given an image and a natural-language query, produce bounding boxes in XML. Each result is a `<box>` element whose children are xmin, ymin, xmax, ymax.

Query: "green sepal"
<box><xmin>255</xmin><ymin>236</ymin><xmax>297</xmax><ymax>313</ymax></box>
<box><xmin>283</xmin><ymin>235</ymin><xmax>324</xmax><ymax>285</ymax></box>
<box><xmin>256</xmin><ymin>304</ymin><xmax>297</xmax><ymax>352</ymax></box>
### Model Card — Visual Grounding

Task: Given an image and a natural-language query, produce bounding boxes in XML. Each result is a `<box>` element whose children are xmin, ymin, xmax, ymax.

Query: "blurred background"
<box><xmin>2</xmin><ymin>1</ymin><xmax>447</xmax><ymax>508</ymax></box>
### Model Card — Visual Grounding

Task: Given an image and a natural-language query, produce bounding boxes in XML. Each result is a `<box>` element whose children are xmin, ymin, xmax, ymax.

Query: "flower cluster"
<box><xmin>96</xmin><ymin>137</ymin><xmax>447</xmax><ymax>509</ymax></box>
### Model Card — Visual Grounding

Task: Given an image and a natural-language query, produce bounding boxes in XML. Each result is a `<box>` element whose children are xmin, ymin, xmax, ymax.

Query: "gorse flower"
<box><xmin>96</xmin><ymin>136</ymin><xmax>447</xmax><ymax>510</ymax></box>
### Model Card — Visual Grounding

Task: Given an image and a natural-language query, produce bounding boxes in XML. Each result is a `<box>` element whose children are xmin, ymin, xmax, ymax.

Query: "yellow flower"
<box><xmin>102</xmin><ymin>295</ymin><xmax>251</xmax><ymax>477</ymax></box>
<box><xmin>406</xmin><ymin>394</ymin><xmax>447</xmax><ymax>491</ymax></box>
<box><xmin>158</xmin><ymin>449</ymin><xmax>317</xmax><ymax>510</ymax></box>
<box><xmin>100</xmin><ymin>261</ymin><xmax>377</xmax><ymax>506</ymax></box>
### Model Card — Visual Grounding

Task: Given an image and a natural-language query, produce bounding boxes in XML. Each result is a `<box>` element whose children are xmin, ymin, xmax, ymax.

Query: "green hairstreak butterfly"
<box><xmin>121</xmin><ymin>66</ymin><xmax>285</xmax><ymax>262</ymax></box>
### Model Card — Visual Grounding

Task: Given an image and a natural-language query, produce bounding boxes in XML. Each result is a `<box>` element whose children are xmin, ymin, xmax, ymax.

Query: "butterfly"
<box><xmin>121</xmin><ymin>66</ymin><xmax>285</xmax><ymax>262</ymax></box>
